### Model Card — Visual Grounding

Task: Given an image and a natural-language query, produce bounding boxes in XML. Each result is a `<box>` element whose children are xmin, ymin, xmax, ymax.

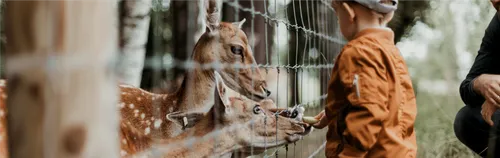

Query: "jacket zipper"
<box><xmin>353</xmin><ymin>74</ymin><xmax>360</xmax><ymax>98</ymax></box>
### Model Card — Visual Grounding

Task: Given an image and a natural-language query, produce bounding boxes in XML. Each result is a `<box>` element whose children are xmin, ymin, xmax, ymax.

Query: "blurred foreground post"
<box><xmin>4</xmin><ymin>1</ymin><xmax>119</xmax><ymax>158</ymax></box>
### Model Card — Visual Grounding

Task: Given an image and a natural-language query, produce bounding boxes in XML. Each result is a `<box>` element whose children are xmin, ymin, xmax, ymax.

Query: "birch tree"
<box><xmin>117</xmin><ymin>0</ymin><xmax>153</xmax><ymax>87</ymax></box>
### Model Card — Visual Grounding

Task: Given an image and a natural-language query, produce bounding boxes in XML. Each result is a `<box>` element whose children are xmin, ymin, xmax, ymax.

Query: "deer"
<box><xmin>0</xmin><ymin>0</ymin><xmax>302</xmax><ymax>157</ymax></box>
<box><xmin>117</xmin><ymin>0</ymin><xmax>284</xmax><ymax>154</ymax></box>
<box><xmin>118</xmin><ymin>0</ymin><xmax>274</xmax><ymax>138</ymax></box>
<box><xmin>120</xmin><ymin>72</ymin><xmax>310</xmax><ymax>158</ymax></box>
<box><xmin>0</xmin><ymin>15</ymin><xmax>289</xmax><ymax>158</ymax></box>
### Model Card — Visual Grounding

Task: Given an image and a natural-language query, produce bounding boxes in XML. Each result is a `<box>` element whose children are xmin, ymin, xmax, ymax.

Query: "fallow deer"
<box><xmin>0</xmin><ymin>16</ymin><xmax>280</xmax><ymax>157</ymax></box>
<box><xmin>0</xmin><ymin>0</ymin><xmax>281</xmax><ymax>157</ymax></box>
<box><xmin>0</xmin><ymin>13</ymin><xmax>278</xmax><ymax>158</ymax></box>
<box><xmin>121</xmin><ymin>72</ymin><xmax>309</xmax><ymax>158</ymax></box>
<box><xmin>118</xmin><ymin>0</ymin><xmax>272</xmax><ymax>148</ymax></box>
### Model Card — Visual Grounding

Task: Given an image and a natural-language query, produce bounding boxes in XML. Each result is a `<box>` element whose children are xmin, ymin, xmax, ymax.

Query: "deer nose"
<box><xmin>263</xmin><ymin>87</ymin><xmax>271</xmax><ymax>97</ymax></box>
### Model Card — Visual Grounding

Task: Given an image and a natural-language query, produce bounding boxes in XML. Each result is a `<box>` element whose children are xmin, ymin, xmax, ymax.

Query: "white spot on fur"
<box><xmin>137</xmin><ymin>97</ymin><xmax>142</xmax><ymax>101</ymax></box>
<box><xmin>145</xmin><ymin>127</ymin><xmax>150</xmax><ymax>135</ymax></box>
<box><xmin>146</xmin><ymin>121</ymin><xmax>151</xmax><ymax>126</ymax></box>
<box><xmin>134</xmin><ymin>109</ymin><xmax>139</xmax><ymax>113</ymax></box>
<box><xmin>0</xmin><ymin>110</ymin><xmax>4</xmax><ymax>117</ymax></box>
<box><xmin>154</xmin><ymin>120</ymin><xmax>162</xmax><ymax>129</ymax></box>
<box><xmin>127</xmin><ymin>121</ymin><xmax>131</xmax><ymax>125</ymax></box>
<box><xmin>134</xmin><ymin>113</ymin><xmax>139</xmax><ymax>117</ymax></box>
<box><xmin>122</xmin><ymin>139</ymin><xmax>127</xmax><ymax>144</ymax></box>
<box><xmin>141</xmin><ymin>113</ymin><xmax>145</xmax><ymax>119</ymax></box>
<box><xmin>121</xmin><ymin>92</ymin><xmax>127</xmax><ymax>95</ymax></box>
<box><xmin>0</xmin><ymin>80</ymin><xmax>5</xmax><ymax>87</ymax></box>
<box><xmin>119</xmin><ymin>84</ymin><xmax>134</xmax><ymax>88</ymax></box>
<box><xmin>129</xmin><ymin>104</ymin><xmax>134</xmax><ymax>109</ymax></box>
<box><xmin>150</xmin><ymin>117</ymin><xmax>154</xmax><ymax>121</ymax></box>
<box><xmin>119</xmin><ymin>103</ymin><xmax>125</xmax><ymax>108</ymax></box>
<box><xmin>120</xmin><ymin>150</ymin><xmax>127</xmax><ymax>156</ymax></box>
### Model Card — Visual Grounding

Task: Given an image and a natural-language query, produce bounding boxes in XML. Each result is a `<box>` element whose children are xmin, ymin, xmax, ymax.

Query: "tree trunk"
<box><xmin>223</xmin><ymin>0</ymin><xmax>274</xmax><ymax>65</ymax></box>
<box><xmin>287</xmin><ymin>0</ymin><xmax>310</xmax><ymax>107</ymax></box>
<box><xmin>4</xmin><ymin>1</ymin><xmax>119</xmax><ymax>158</ymax></box>
<box><xmin>117</xmin><ymin>0</ymin><xmax>152</xmax><ymax>87</ymax></box>
<box><xmin>140</xmin><ymin>4</ymin><xmax>168</xmax><ymax>92</ymax></box>
<box><xmin>170</xmin><ymin>0</ymin><xmax>201</xmax><ymax>89</ymax></box>
<box><xmin>141</xmin><ymin>0</ymin><xmax>202</xmax><ymax>93</ymax></box>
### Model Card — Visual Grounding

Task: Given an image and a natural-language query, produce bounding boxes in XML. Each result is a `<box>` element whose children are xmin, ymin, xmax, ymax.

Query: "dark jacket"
<box><xmin>460</xmin><ymin>12</ymin><xmax>500</xmax><ymax>107</ymax></box>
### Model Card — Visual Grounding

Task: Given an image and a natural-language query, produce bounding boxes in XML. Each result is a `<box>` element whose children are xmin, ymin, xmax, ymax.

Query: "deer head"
<box><xmin>191</xmin><ymin>0</ymin><xmax>270</xmax><ymax>101</ymax></box>
<box><xmin>167</xmin><ymin>72</ymin><xmax>307</xmax><ymax>151</ymax></box>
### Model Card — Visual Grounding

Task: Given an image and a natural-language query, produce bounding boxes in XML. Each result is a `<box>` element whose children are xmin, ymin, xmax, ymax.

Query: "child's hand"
<box><xmin>312</xmin><ymin>110</ymin><xmax>329</xmax><ymax>129</ymax></box>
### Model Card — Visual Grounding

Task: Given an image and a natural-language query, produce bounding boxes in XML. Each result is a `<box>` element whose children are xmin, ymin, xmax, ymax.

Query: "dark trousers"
<box><xmin>454</xmin><ymin>105</ymin><xmax>500</xmax><ymax>157</ymax></box>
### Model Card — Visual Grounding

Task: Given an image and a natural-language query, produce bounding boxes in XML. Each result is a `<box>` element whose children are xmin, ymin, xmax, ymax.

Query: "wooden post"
<box><xmin>4</xmin><ymin>1</ymin><xmax>119</xmax><ymax>158</ymax></box>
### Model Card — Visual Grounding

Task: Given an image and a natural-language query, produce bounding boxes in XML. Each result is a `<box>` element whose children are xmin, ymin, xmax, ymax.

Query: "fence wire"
<box><xmin>2</xmin><ymin>0</ymin><xmax>343</xmax><ymax>157</ymax></box>
<box><xmin>131</xmin><ymin>0</ymin><xmax>344</xmax><ymax>157</ymax></box>
<box><xmin>137</xmin><ymin>0</ymin><xmax>344</xmax><ymax>157</ymax></box>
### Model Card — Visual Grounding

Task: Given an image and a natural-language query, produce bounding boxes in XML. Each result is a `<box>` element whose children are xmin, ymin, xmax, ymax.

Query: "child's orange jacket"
<box><xmin>324</xmin><ymin>28</ymin><xmax>417</xmax><ymax>158</ymax></box>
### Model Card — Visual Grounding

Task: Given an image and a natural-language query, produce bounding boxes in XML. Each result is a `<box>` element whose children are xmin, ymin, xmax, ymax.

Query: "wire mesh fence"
<box><xmin>3</xmin><ymin>0</ymin><xmax>497</xmax><ymax>158</ymax></box>
<box><xmin>0</xmin><ymin>0</ymin><xmax>346</xmax><ymax>157</ymax></box>
<box><xmin>138</xmin><ymin>0</ymin><xmax>344</xmax><ymax>157</ymax></box>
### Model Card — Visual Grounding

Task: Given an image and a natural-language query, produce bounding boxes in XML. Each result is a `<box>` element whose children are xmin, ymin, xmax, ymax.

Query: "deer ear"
<box><xmin>205</xmin><ymin>0</ymin><xmax>220</xmax><ymax>32</ymax></box>
<box><xmin>206</xmin><ymin>14</ymin><xmax>220</xmax><ymax>33</ymax></box>
<box><xmin>166</xmin><ymin>111</ymin><xmax>205</xmax><ymax>129</ymax></box>
<box><xmin>232</xmin><ymin>18</ymin><xmax>246</xmax><ymax>29</ymax></box>
<box><xmin>214</xmin><ymin>71</ymin><xmax>231</xmax><ymax>108</ymax></box>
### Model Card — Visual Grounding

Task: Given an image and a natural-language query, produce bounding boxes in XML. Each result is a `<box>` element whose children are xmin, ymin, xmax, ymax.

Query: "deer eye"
<box><xmin>253</xmin><ymin>105</ymin><xmax>262</xmax><ymax>114</ymax></box>
<box><xmin>231</xmin><ymin>46</ymin><xmax>243</xmax><ymax>55</ymax></box>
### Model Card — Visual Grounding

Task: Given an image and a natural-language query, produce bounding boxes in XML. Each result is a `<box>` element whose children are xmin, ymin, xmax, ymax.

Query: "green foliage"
<box><xmin>399</xmin><ymin>0</ymin><xmax>496</xmax><ymax>157</ymax></box>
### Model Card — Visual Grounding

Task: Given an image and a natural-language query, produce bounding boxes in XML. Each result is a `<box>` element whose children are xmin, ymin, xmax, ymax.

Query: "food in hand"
<box><xmin>302</xmin><ymin>116</ymin><xmax>319</xmax><ymax>124</ymax></box>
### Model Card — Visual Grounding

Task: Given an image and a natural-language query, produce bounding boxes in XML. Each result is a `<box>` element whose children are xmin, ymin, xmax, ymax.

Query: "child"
<box><xmin>312</xmin><ymin>0</ymin><xmax>417</xmax><ymax>157</ymax></box>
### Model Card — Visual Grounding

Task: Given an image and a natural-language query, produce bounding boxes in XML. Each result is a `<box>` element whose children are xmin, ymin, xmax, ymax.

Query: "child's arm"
<box><xmin>337</xmin><ymin>46</ymin><xmax>390</xmax><ymax>156</ymax></box>
<box><xmin>312</xmin><ymin>110</ymin><xmax>329</xmax><ymax>129</ymax></box>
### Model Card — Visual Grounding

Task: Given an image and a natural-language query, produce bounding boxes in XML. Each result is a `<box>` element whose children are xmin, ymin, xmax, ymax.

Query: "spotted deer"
<box><xmin>118</xmin><ymin>0</ymin><xmax>272</xmax><ymax>151</ymax></box>
<box><xmin>0</xmin><ymin>0</ymin><xmax>283</xmax><ymax>157</ymax></box>
<box><xmin>121</xmin><ymin>72</ymin><xmax>309</xmax><ymax>158</ymax></box>
<box><xmin>0</xmin><ymin>2</ymin><xmax>273</xmax><ymax>158</ymax></box>
<box><xmin>0</xmin><ymin>15</ymin><xmax>276</xmax><ymax>158</ymax></box>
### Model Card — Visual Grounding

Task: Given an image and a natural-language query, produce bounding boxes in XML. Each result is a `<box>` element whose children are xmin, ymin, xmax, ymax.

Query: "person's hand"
<box><xmin>312</xmin><ymin>110</ymin><xmax>329</xmax><ymax>129</ymax></box>
<box><xmin>473</xmin><ymin>74</ymin><xmax>500</xmax><ymax>105</ymax></box>
<box><xmin>482</xmin><ymin>101</ymin><xmax>499</xmax><ymax>126</ymax></box>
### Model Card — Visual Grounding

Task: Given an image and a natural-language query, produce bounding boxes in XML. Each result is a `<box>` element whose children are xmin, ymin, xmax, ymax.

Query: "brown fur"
<box><xmin>0</xmin><ymin>80</ymin><xmax>7</xmax><ymax>158</ymax></box>
<box><xmin>116</xmin><ymin>19</ymin><xmax>273</xmax><ymax>155</ymax></box>
<box><xmin>125</xmin><ymin>73</ymin><xmax>307</xmax><ymax>158</ymax></box>
<box><xmin>0</xmin><ymin>19</ymin><xmax>273</xmax><ymax>157</ymax></box>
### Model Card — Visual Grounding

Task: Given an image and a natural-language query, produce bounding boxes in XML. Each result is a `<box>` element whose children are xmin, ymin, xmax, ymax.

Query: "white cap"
<box><xmin>353</xmin><ymin>0</ymin><xmax>398</xmax><ymax>13</ymax></box>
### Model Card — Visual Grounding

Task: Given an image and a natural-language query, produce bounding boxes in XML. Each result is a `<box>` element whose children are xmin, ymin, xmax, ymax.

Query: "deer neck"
<box><xmin>161</xmin><ymin>113</ymin><xmax>240</xmax><ymax>157</ymax></box>
<box><xmin>119</xmin><ymin>68</ymin><xmax>217</xmax><ymax>140</ymax></box>
<box><xmin>176</xmin><ymin>69</ymin><xmax>215</xmax><ymax>112</ymax></box>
